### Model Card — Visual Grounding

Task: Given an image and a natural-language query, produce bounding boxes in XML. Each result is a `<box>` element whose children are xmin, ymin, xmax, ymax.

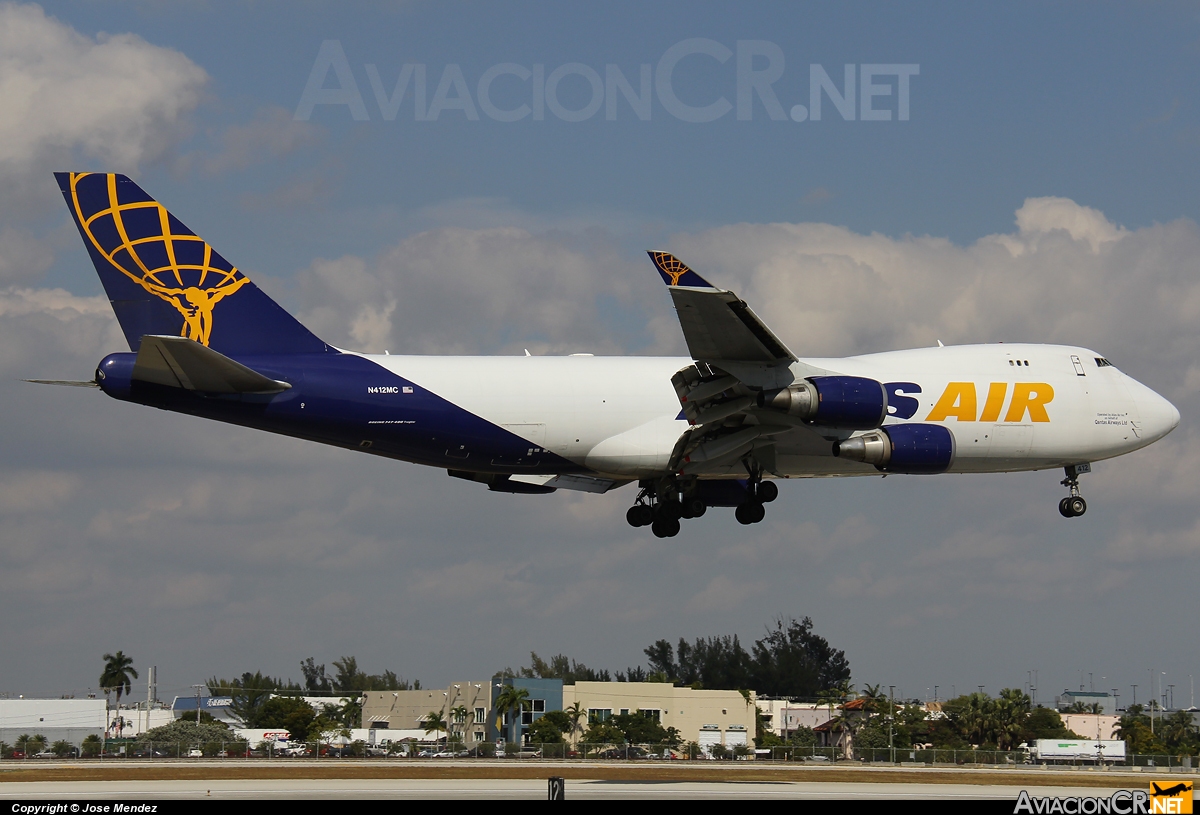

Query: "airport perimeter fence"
<box><xmin>3</xmin><ymin>741</ymin><xmax>1197</xmax><ymax>770</ymax></box>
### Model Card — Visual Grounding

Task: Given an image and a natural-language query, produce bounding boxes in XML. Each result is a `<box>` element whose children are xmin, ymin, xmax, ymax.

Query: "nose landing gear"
<box><xmin>1058</xmin><ymin>464</ymin><xmax>1090</xmax><ymax>518</ymax></box>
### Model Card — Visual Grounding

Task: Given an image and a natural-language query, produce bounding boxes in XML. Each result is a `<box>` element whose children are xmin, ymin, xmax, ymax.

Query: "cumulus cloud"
<box><xmin>297</xmin><ymin>226</ymin><xmax>653</xmax><ymax>355</ymax></box>
<box><xmin>0</xmin><ymin>2</ymin><xmax>207</xmax><ymax>177</ymax></box>
<box><xmin>0</xmin><ymin>2</ymin><xmax>209</xmax><ymax>287</ymax></box>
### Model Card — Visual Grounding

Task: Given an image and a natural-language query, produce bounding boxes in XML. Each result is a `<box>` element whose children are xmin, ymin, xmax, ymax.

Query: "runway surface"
<box><xmin>0</xmin><ymin>777</ymin><xmax>1160</xmax><ymax>799</ymax></box>
<box><xmin>2</xmin><ymin>761</ymin><xmax>1194</xmax><ymax>800</ymax></box>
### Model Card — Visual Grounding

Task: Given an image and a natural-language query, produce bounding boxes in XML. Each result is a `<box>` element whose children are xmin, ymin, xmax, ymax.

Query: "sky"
<box><xmin>1</xmin><ymin>1</ymin><xmax>1198</xmax><ymax>710</ymax></box>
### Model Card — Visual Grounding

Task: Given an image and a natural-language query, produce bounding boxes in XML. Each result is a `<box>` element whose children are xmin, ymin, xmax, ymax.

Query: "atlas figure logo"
<box><xmin>66</xmin><ymin>172</ymin><xmax>248</xmax><ymax>347</ymax></box>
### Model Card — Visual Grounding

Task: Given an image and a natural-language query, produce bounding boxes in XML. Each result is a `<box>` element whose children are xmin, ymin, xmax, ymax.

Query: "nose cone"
<box><xmin>1128</xmin><ymin>378</ymin><xmax>1180</xmax><ymax>442</ymax></box>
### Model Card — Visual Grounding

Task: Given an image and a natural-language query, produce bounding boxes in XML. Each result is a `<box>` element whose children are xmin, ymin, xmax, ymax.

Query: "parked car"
<box><xmin>187</xmin><ymin>749</ymin><xmax>203</xmax><ymax>758</ymax></box>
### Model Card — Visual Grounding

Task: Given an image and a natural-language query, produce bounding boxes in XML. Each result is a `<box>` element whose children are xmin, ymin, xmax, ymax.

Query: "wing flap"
<box><xmin>131</xmin><ymin>335</ymin><xmax>291</xmax><ymax>394</ymax></box>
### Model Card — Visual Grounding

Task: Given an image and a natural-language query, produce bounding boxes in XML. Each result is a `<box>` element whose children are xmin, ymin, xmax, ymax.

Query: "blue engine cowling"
<box><xmin>810</xmin><ymin>376</ymin><xmax>888</xmax><ymax>430</ymax></box>
<box><xmin>883</xmin><ymin>423</ymin><xmax>955</xmax><ymax>473</ymax></box>
<box><xmin>95</xmin><ymin>353</ymin><xmax>137</xmax><ymax>400</ymax></box>
<box><xmin>835</xmin><ymin>423</ymin><xmax>956</xmax><ymax>474</ymax></box>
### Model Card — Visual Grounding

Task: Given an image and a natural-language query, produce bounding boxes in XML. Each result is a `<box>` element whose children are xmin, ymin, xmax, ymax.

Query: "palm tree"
<box><xmin>99</xmin><ymin>651</ymin><xmax>138</xmax><ymax>737</ymax></box>
<box><xmin>563</xmin><ymin>702</ymin><xmax>587</xmax><ymax>747</ymax></box>
<box><xmin>450</xmin><ymin>705</ymin><xmax>469</xmax><ymax>742</ymax></box>
<box><xmin>493</xmin><ymin>685</ymin><xmax>530</xmax><ymax>744</ymax></box>
<box><xmin>423</xmin><ymin>710</ymin><xmax>448</xmax><ymax>744</ymax></box>
<box><xmin>816</xmin><ymin>682</ymin><xmax>852</xmax><ymax>757</ymax></box>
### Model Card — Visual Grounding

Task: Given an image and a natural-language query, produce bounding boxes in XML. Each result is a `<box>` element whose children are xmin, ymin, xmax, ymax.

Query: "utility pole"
<box><xmin>192</xmin><ymin>684</ymin><xmax>205</xmax><ymax>729</ymax></box>
<box><xmin>888</xmin><ymin>685</ymin><xmax>895</xmax><ymax>764</ymax></box>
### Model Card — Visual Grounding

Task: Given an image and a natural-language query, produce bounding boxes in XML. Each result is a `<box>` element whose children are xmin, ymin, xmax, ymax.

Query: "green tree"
<box><xmin>527</xmin><ymin>716</ymin><xmax>565</xmax><ymax>744</ymax></box>
<box><xmin>1022</xmin><ymin>706</ymin><xmax>1077</xmax><ymax>742</ymax></box>
<box><xmin>99</xmin><ymin>651</ymin><xmax>138</xmax><ymax>736</ymax></box>
<box><xmin>80</xmin><ymin>734</ymin><xmax>102</xmax><ymax>757</ymax></box>
<box><xmin>137</xmin><ymin>719</ymin><xmax>232</xmax><ymax>752</ymax></box>
<box><xmin>257</xmin><ymin>697</ymin><xmax>317</xmax><ymax>742</ymax></box>
<box><xmin>212</xmin><ymin>671</ymin><xmax>278</xmax><ymax>728</ymax></box>
<box><xmin>788</xmin><ymin>725</ymin><xmax>817</xmax><ymax>748</ymax></box>
<box><xmin>563</xmin><ymin>701</ymin><xmax>587</xmax><ymax>746</ymax></box>
<box><xmin>993</xmin><ymin>688</ymin><xmax>1031</xmax><ymax>751</ymax></box>
<box><xmin>1115</xmin><ymin>706</ymin><xmax>1166</xmax><ymax>755</ymax></box>
<box><xmin>423</xmin><ymin>710</ymin><xmax>447</xmax><ymax>742</ymax></box>
<box><xmin>450</xmin><ymin>705</ymin><xmax>470</xmax><ymax>740</ymax></box>
<box><xmin>493</xmin><ymin>685</ymin><xmax>529</xmax><ymax>737</ymax></box>
<box><xmin>16</xmin><ymin>734</ymin><xmax>46</xmax><ymax>755</ymax></box>
<box><xmin>582</xmin><ymin>719</ymin><xmax>626</xmax><ymax>746</ymax></box>
<box><xmin>611</xmin><ymin>711</ymin><xmax>674</xmax><ymax>745</ymax></box>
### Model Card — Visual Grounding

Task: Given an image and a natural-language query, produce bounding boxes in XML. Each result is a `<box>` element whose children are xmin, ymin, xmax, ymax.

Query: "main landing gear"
<box><xmin>734</xmin><ymin>480</ymin><xmax>777</xmax><ymax>525</ymax></box>
<box><xmin>626</xmin><ymin>472</ymin><xmax>781</xmax><ymax>534</ymax></box>
<box><xmin>626</xmin><ymin>485</ymin><xmax>707</xmax><ymax>538</ymax></box>
<box><xmin>1058</xmin><ymin>464</ymin><xmax>1090</xmax><ymax>518</ymax></box>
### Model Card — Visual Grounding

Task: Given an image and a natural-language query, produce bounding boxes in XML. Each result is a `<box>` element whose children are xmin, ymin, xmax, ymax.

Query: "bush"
<box><xmin>81</xmin><ymin>735</ymin><xmax>102</xmax><ymax>758</ymax></box>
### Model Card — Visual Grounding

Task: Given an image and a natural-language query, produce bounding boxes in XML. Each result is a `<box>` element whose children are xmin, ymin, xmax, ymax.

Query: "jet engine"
<box><xmin>833</xmin><ymin>423</ymin><xmax>956</xmax><ymax>474</ymax></box>
<box><xmin>758</xmin><ymin>375</ymin><xmax>888</xmax><ymax>430</ymax></box>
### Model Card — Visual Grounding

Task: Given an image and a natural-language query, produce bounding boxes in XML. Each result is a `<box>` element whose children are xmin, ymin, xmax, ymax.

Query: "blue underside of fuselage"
<box><xmin>111</xmin><ymin>352</ymin><xmax>587</xmax><ymax>475</ymax></box>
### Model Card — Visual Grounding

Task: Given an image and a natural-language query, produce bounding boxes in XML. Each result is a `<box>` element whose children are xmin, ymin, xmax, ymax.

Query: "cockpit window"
<box><xmin>1095</xmin><ymin>357</ymin><xmax>1113</xmax><ymax>367</ymax></box>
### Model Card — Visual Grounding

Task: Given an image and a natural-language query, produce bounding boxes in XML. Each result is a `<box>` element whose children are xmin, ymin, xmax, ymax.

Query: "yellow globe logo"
<box><xmin>67</xmin><ymin>172</ymin><xmax>248</xmax><ymax>346</ymax></box>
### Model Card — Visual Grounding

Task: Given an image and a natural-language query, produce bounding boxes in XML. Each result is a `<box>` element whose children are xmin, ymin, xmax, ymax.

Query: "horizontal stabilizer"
<box><xmin>24</xmin><ymin>379</ymin><xmax>99</xmax><ymax>388</ymax></box>
<box><xmin>132</xmin><ymin>335</ymin><xmax>291</xmax><ymax>394</ymax></box>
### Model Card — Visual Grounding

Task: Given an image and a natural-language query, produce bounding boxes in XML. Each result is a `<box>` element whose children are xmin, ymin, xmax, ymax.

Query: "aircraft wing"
<box><xmin>648</xmin><ymin>251</ymin><xmax>796</xmax><ymax>364</ymax></box>
<box><xmin>648</xmin><ymin>251</ymin><xmax>836</xmax><ymax>475</ymax></box>
<box><xmin>131</xmin><ymin>335</ymin><xmax>291</xmax><ymax>394</ymax></box>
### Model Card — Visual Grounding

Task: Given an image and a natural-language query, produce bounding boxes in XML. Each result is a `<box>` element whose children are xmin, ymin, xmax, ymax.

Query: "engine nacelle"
<box><xmin>833</xmin><ymin>423</ymin><xmax>956</xmax><ymax>474</ymax></box>
<box><xmin>759</xmin><ymin>376</ymin><xmax>887</xmax><ymax>430</ymax></box>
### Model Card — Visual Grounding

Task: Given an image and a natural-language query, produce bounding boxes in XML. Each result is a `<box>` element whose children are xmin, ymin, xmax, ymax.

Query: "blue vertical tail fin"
<box><xmin>56</xmin><ymin>172</ymin><xmax>331</xmax><ymax>355</ymax></box>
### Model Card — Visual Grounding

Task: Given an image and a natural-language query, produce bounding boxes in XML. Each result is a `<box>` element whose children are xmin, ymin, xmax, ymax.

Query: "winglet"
<box><xmin>648</xmin><ymin>251</ymin><xmax>717</xmax><ymax>289</ymax></box>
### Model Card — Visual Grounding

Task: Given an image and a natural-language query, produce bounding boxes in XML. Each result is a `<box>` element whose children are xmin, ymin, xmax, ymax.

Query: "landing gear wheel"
<box><xmin>735</xmin><ymin>501</ymin><xmax>766</xmax><ymax>525</ymax></box>
<box><xmin>651</xmin><ymin>517</ymin><xmax>681</xmax><ymax>538</ymax></box>
<box><xmin>756</xmin><ymin>481</ymin><xmax>778</xmax><ymax>503</ymax></box>
<box><xmin>657</xmin><ymin>499</ymin><xmax>683</xmax><ymax>521</ymax></box>
<box><xmin>1058</xmin><ymin>465</ymin><xmax>1089</xmax><ymax>518</ymax></box>
<box><xmin>683</xmin><ymin>497</ymin><xmax>707</xmax><ymax>518</ymax></box>
<box><xmin>627</xmin><ymin>505</ymin><xmax>653</xmax><ymax>527</ymax></box>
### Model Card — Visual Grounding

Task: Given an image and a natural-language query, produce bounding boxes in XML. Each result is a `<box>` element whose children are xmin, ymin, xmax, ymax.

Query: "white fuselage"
<box><xmin>362</xmin><ymin>343</ymin><xmax>1179</xmax><ymax>480</ymax></box>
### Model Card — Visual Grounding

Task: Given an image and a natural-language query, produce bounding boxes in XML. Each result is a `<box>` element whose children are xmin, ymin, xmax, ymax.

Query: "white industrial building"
<box><xmin>0</xmin><ymin>698</ymin><xmax>107</xmax><ymax>745</ymax></box>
